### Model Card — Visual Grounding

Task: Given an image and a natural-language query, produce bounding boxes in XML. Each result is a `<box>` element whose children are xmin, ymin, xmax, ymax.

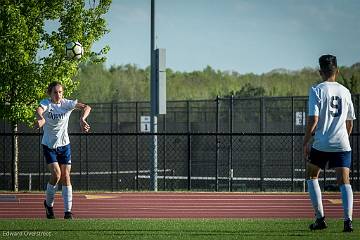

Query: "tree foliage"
<box><xmin>339</xmin><ymin>66</ymin><xmax>360</xmax><ymax>94</ymax></box>
<box><xmin>231</xmin><ymin>83</ymin><xmax>266</xmax><ymax>97</ymax></box>
<box><xmin>0</xmin><ymin>0</ymin><xmax>111</xmax><ymax>125</ymax></box>
<box><xmin>71</xmin><ymin>62</ymin><xmax>360</xmax><ymax>103</ymax></box>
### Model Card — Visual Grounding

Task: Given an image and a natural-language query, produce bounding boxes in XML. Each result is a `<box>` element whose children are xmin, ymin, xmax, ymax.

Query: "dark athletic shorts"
<box><xmin>309</xmin><ymin>147</ymin><xmax>351</xmax><ymax>169</ymax></box>
<box><xmin>43</xmin><ymin>144</ymin><xmax>72</xmax><ymax>165</ymax></box>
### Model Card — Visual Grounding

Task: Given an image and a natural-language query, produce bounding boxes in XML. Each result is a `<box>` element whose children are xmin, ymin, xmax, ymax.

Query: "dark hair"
<box><xmin>47</xmin><ymin>81</ymin><xmax>63</xmax><ymax>95</ymax></box>
<box><xmin>319</xmin><ymin>54</ymin><xmax>337</xmax><ymax>78</ymax></box>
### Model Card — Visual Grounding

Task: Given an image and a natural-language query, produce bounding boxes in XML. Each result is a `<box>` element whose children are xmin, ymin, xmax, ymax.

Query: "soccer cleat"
<box><xmin>64</xmin><ymin>211</ymin><xmax>73</xmax><ymax>219</ymax></box>
<box><xmin>343</xmin><ymin>219</ymin><xmax>353</xmax><ymax>232</ymax></box>
<box><xmin>43</xmin><ymin>200</ymin><xmax>55</xmax><ymax>219</ymax></box>
<box><xmin>309</xmin><ymin>217</ymin><xmax>327</xmax><ymax>230</ymax></box>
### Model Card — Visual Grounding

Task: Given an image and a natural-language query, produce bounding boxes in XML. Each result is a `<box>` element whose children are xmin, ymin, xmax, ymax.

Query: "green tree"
<box><xmin>232</xmin><ymin>83</ymin><xmax>266</xmax><ymax>97</ymax></box>
<box><xmin>341</xmin><ymin>73</ymin><xmax>360</xmax><ymax>94</ymax></box>
<box><xmin>70</xmin><ymin>63</ymin><xmax>360</xmax><ymax>102</ymax></box>
<box><xmin>0</xmin><ymin>0</ymin><xmax>111</xmax><ymax>191</ymax></box>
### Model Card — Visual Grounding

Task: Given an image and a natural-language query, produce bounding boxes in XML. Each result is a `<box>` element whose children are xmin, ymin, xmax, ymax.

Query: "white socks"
<box><xmin>62</xmin><ymin>185</ymin><xmax>73</xmax><ymax>213</ymax></box>
<box><xmin>308</xmin><ymin>179</ymin><xmax>353</xmax><ymax>221</ymax></box>
<box><xmin>307</xmin><ymin>179</ymin><xmax>324</xmax><ymax>219</ymax></box>
<box><xmin>45</xmin><ymin>183</ymin><xmax>72</xmax><ymax>213</ymax></box>
<box><xmin>340</xmin><ymin>184</ymin><xmax>353</xmax><ymax>221</ymax></box>
<box><xmin>45</xmin><ymin>183</ymin><xmax>58</xmax><ymax>207</ymax></box>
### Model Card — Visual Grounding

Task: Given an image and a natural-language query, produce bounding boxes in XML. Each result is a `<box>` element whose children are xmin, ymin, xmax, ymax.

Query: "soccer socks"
<box><xmin>62</xmin><ymin>185</ymin><xmax>73</xmax><ymax>213</ymax></box>
<box><xmin>45</xmin><ymin>183</ymin><xmax>58</xmax><ymax>207</ymax></box>
<box><xmin>340</xmin><ymin>184</ymin><xmax>353</xmax><ymax>221</ymax></box>
<box><xmin>46</xmin><ymin>183</ymin><xmax>73</xmax><ymax>213</ymax></box>
<box><xmin>307</xmin><ymin>179</ymin><xmax>324</xmax><ymax>219</ymax></box>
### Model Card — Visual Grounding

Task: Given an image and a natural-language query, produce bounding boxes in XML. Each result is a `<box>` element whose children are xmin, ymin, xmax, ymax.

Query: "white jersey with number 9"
<box><xmin>308</xmin><ymin>81</ymin><xmax>356</xmax><ymax>152</ymax></box>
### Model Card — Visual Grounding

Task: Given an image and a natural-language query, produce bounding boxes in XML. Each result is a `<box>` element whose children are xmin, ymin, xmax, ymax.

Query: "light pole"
<box><xmin>150</xmin><ymin>0</ymin><xmax>158</xmax><ymax>191</ymax></box>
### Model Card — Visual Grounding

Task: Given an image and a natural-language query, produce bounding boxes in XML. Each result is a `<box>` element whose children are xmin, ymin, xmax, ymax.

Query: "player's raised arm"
<box><xmin>75</xmin><ymin>102</ymin><xmax>91</xmax><ymax>133</ymax></box>
<box><xmin>35</xmin><ymin>106</ymin><xmax>46</xmax><ymax>130</ymax></box>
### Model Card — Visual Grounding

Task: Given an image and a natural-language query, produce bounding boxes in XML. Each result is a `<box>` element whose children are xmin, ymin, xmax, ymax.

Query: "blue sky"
<box><xmin>92</xmin><ymin>0</ymin><xmax>360</xmax><ymax>74</ymax></box>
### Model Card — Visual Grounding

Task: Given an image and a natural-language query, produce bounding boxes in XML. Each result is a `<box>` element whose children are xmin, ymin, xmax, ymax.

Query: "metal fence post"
<box><xmin>2</xmin><ymin>124</ymin><xmax>6</xmax><ymax>190</ymax></box>
<box><xmin>229</xmin><ymin>95</ymin><xmax>234</xmax><ymax>192</ymax></box>
<box><xmin>303</xmin><ymin>98</ymin><xmax>308</xmax><ymax>192</ymax></box>
<box><xmin>187</xmin><ymin>132</ymin><xmax>192</xmax><ymax>191</ymax></box>
<box><xmin>42</xmin><ymin>138</ymin><xmax>45</xmax><ymax>191</ymax></box>
<box><xmin>79</xmin><ymin>134</ymin><xmax>82</xmax><ymax>190</ymax></box>
<box><xmin>187</xmin><ymin>101</ymin><xmax>191</xmax><ymax>190</ymax></box>
<box><xmin>163</xmin><ymin>114</ymin><xmax>166</xmax><ymax>191</ymax></box>
<box><xmin>110</xmin><ymin>102</ymin><xmax>114</xmax><ymax>191</ymax></box>
<box><xmin>11</xmin><ymin>125</ymin><xmax>18</xmax><ymax>192</ymax></box>
<box><xmin>260</xmin><ymin>97</ymin><xmax>265</xmax><ymax>191</ymax></box>
<box><xmin>357</xmin><ymin>94</ymin><xmax>360</xmax><ymax>191</ymax></box>
<box><xmin>323</xmin><ymin>168</ymin><xmax>326</xmax><ymax>191</ymax></box>
<box><xmin>136</xmin><ymin>102</ymin><xmax>139</xmax><ymax>191</ymax></box>
<box><xmin>215</xmin><ymin>96</ymin><xmax>219</xmax><ymax>192</ymax></box>
<box><xmin>116</xmin><ymin>104</ymin><xmax>119</xmax><ymax>191</ymax></box>
<box><xmin>149</xmin><ymin>0</ymin><xmax>158</xmax><ymax>192</ymax></box>
<box><xmin>86</xmin><ymin>135</ymin><xmax>89</xmax><ymax>191</ymax></box>
<box><xmin>351</xmin><ymin>136</ymin><xmax>354</xmax><ymax>186</ymax></box>
<box><xmin>38</xmin><ymin>130</ymin><xmax>42</xmax><ymax>191</ymax></box>
<box><xmin>291</xmin><ymin>97</ymin><xmax>295</xmax><ymax>192</ymax></box>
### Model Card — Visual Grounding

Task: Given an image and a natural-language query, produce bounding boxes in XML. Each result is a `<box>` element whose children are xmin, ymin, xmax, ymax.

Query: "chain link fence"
<box><xmin>1</xmin><ymin>96</ymin><xmax>359</xmax><ymax>192</ymax></box>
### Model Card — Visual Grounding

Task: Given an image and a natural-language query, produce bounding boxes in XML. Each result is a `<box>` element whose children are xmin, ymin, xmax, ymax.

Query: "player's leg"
<box><xmin>306</xmin><ymin>148</ymin><xmax>327</xmax><ymax>230</ymax></box>
<box><xmin>60</xmin><ymin>163</ymin><xmax>72</xmax><ymax>217</ymax></box>
<box><xmin>336</xmin><ymin>168</ymin><xmax>353</xmax><ymax>232</ymax></box>
<box><xmin>43</xmin><ymin>145</ymin><xmax>61</xmax><ymax>219</ymax></box>
<box><xmin>307</xmin><ymin>163</ymin><xmax>324</xmax><ymax>219</ymax></box>
<box><xmin>336</xmin><ymin>167</ymin><xmax>353</xmax><ymax>225</ymax></box>
<box><xmin>46</xmin><ymin>162</ymin><xmax>61</xmax><ymax>207</ymax></box>
<box><xmin>58</xmin><ymin>144</ymin><xmax>73</xmax><ymax>219</ymax></box>
<box><xmin>330</xmin><ymin>150</ymin><xmax>353</xmax><ymax>232</ymax></box>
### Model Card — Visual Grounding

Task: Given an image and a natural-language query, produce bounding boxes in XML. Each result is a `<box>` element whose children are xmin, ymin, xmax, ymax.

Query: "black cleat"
<box><xmin>44</xmin><ymin>200</ymin><xmax>55</xmax><ymax>219</ymax></box>
<box><xmin>343</xmin><ymin>219</ymin><xmax>353</xmax><ymax>232</ymax></box>
<box><xmin>64</xmin><ymin>211</ymin><xmax>73</xmax><ymax>219</ymax></box>
<box><xmin>309</xmin><ymin>217</ymin><xmax>327</xmax><ymax>230</ymax></box>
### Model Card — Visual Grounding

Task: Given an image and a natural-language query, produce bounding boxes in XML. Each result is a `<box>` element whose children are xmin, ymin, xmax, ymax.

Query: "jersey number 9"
<box><xmin>330</xmin><ymin>96</ymin><xmax>342</xmax><ymax>117</ymax></box>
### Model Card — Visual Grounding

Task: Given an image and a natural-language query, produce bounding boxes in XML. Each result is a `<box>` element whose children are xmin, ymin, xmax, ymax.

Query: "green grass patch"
<box><xmin>0</xmin><ymin>219</ymin><xmax>358</xmax><ymax>240</ymax></box>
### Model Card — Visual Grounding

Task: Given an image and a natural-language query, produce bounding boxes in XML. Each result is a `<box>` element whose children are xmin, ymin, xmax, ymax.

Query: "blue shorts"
<box><xmin>309</xmin><ymin>147</ymin><xmax>351</xmax><ymax>169</ymax></box>
<box><xmin>43</xmin><ymin>144</ymin><xmax>72</xmax><ymax>165</ymax></box>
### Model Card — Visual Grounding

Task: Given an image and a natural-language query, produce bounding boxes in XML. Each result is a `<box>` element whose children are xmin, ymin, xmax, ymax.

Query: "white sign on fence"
<box><xmin>140</xmin><ymin>116</ymin><xmax>157</xmax><ymax>132</ymax></box>
<box><xmin>140</xmin><ymin>116</ymin><xmax>151</xmax><ymax>132</ymax></box>
<box><xmin>295</xmin><ymin>112</ymin><xmax>306</xmax><ymax>126</ymax></box>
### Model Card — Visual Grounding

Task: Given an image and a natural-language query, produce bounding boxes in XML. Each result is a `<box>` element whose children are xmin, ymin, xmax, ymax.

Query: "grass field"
<box><xmin>0</xmin><ymin>219</ymin><xmax>358</xmax><ymax>240</ymax></box>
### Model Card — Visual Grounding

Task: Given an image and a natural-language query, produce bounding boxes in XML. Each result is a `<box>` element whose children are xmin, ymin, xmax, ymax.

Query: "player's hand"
<box><xmin>33</xmin><ymin>122</ymin><xmax>40</xmax><ymax>130</ymax></box>
<box><xmin>80</xmin><ymin>119</ymin><xmax>90</xmax><ymax>133</ymax></box>
<box><xmin>34</xmin><ymin>119</ymin><xmax>45</xmax><ymax>130</ymax></box>
<box><xmin>303</xmin><ymin>143</ymin><xmax>310</xmax><ymax>161</ymax></box>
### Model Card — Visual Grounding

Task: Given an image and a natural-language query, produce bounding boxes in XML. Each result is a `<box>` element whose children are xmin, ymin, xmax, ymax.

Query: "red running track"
<box><xmin>0</xmin><ymin>192</ymin><xmax>359</xmax><ymax>219</ymax></box>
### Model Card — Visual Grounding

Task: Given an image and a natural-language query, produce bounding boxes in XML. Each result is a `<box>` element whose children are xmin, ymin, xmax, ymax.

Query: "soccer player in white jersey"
<box><xmin>35</xmin><ymin>82</ymin><xmax>91</xmax><ymax>219</ymax></box>
<box><xmin>303</xmin><ymin>55</ymin><xmax>356</xmax><ymax>232</ymax></box>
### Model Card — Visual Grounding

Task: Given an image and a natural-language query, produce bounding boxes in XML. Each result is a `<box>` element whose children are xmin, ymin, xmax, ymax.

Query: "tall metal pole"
<box><xmin>259</xmin><ymin>97</ymin><xmax>265</xmax><ymax>191</ymax></box>
<box><xmin>357</xmin><ymin>94</ymin><xmax>360</xmax><ymax>191</ymax></box>
<box><xmin>229</xmin><ymin>95</ymin><xmax>234</xmax><ymax>192</ymax></box>
<box><xmin>291</xmin><ymin>97</ymin><xmax>295</xmax><ymax>192</ymax></box>
<box><xmin>215</xmin><ymin>96</ymin><xmax>219</xmax><ymax>192</ymax></box>
<box><xmin>150</xmin><ymin>0</ymin><xmax>158</xmax><ymax>191</ymax></box>
<box><xmin>187</xmin><ymin>101</ymin><xmax>191</xmax><ymax>190</ymax></box>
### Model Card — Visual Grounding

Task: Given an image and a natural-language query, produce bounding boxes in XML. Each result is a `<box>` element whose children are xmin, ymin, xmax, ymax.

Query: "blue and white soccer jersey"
<box><xmin>308</xmin><ymin>81</ymin><xmax>356</xmax><ymax>168</ymax></box>
<box><xmin>40</xmin><ymin>98</ymin><xmax>77</xmax><ymax>164</ymax></box>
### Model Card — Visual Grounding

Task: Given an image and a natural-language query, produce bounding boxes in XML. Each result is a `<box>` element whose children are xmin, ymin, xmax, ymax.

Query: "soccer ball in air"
<box><xmin>65</xmin><ymin>41</ymin><xmax>83</xmax><ymax>60</ymax></box>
